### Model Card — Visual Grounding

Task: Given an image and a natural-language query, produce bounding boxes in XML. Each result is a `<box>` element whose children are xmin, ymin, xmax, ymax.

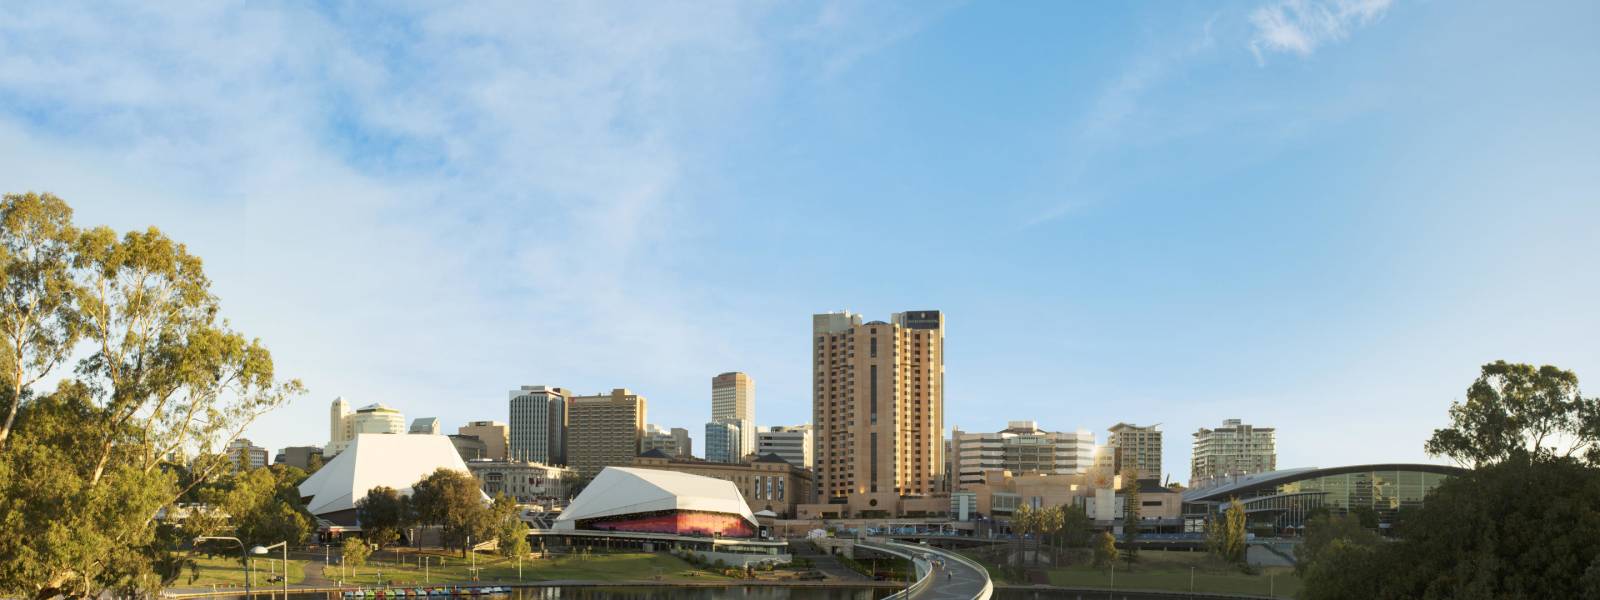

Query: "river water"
<box><xmin>239</xmin><ymin>586</ymin><xmax>893</xmax><ymax>600</ymax></box>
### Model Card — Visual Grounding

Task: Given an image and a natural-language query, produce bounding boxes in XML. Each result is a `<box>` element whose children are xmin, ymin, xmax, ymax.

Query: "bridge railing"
<box><xmin>870</xmin><ymin>540</ymin><xmax>993</xmax><ymax>600</ymax></box>
<box><xmin>932</xmin><ymin>543</ymin><xmax>994</xmax><ymax>600</ymax></box>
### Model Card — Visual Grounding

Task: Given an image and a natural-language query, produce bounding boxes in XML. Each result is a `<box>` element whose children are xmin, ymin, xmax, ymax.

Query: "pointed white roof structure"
<box><xmin>552</xmin><ymin>467</ymin><xmax>756</xmax><ymax>530</ymax></box>
<box><xmin>297</xmin><ymin>433</ymin><xmax>480</xmax><ymax>516</ymax></box>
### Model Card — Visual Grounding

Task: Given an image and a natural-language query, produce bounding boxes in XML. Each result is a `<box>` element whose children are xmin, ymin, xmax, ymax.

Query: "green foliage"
<box><xmin>193</xmin><ymin>466</ymin><xmax>311</xmax><ymax>549</ymax></box>
<box><xmin>1206</xmin><ymin>498</ymin><xmax>1247</xmax><ymax>565</ymax></box>
<box><xmin>1295</xmin><ymin>513</ymin><xmax>1380</xmax><ymax>577</ymax></box>
<box><xmin>341</xmin><ymin>537</ymin><xmax>370</xmax><ymax>569</ymax></box>
<box><xmin>1121</xmin><ymin>469</ymin><xmax>1141</xmax><ymax>563</ymax></box>
<box><xmin>357</xmin><ymin>486</ymin><xmax>409</xmax><ymax>549</ymax></box>
<box><xmin>0</xmin><ymin>192</ymin><xmax>302</xmax><ymax>599</ymax></box>
<box><xmin>1426</xmin><ymin>361</ymin><xmax>1600</xmax><ymax>467</ymax></box>
<box><xmin>1297</xmin><ymin>538</ymin><xmax>1384</xmax><ymax>600</ymax></box>
<box><xmin>0</xmin><ymin>192</ymin><xmax>82</xmax><ymax>453</ymax></box>
<box><xmin>1298</xmin><ymin>362</ymin><xmax>1600</xmax><ymax>599</ymax></box>
<box><xmin>492</xmin><ymin>493</ymin><xmax>530</xmax><ymax>558</ymax></box>
<box><xmin>1092</xmin><ymin>531</ymin><xmax>1118</xmax><ymax>567</ymax></box>
<box><xmin>413</xmin><ymin>468</ymin><xmax>493</xmax><ymax>555</ymax></box>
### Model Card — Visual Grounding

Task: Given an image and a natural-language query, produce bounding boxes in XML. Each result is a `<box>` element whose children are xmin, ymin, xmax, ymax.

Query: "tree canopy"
<box><xmin>0</xmin><ymin>192</ymin><xmax>301</xmax><ymax>599</ymax></box>
<box><xmin>1299</xmin><ymin>361</ymin><xmax>1600</xmax><ymax>599</ymax></box>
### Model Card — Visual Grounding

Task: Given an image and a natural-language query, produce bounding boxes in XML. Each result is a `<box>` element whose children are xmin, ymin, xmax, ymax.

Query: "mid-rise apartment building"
<box><xmin>1107</xmin><ymin>422</ymin><xmax>1163</xmax><ymax>480</ymax></box>
<box><xmin>1190</xmin><ymin>418</ymin><xmax>1277</xmax><ymax>486</ymax></box>
<box><xmin>227</xmin><ymin>438</ymin><xmax>269</xmax><ymax>470</ymax></box>
<box><xmin>509</xmin><ymin>386</ymin><xmax>568</xmax><ymax>464</ymax></box>
<box><xmin>950</xmin><ymin>421</ymin><xmax>1094</xmax><ymax>490</ymax></box>
<box><xmin>808</xmin><ymin>310</ymin><xmax>945</xmax><ymax>517</ymax></box>
<box><xmin>566</xmin><ymin>388</ymin><xmax>646</xmax><ymax>478</ymax></box>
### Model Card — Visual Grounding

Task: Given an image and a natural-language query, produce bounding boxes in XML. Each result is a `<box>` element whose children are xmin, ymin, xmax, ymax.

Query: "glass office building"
<box><xmin>1181</xmin><ymin>463</ymin><xmax>1465</xmax><ymax>531</ymax></box>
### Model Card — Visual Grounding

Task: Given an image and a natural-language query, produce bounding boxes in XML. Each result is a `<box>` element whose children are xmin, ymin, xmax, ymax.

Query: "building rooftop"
<box><xmin>553</xmin><ymin>467</ymin><xmax>756</xmax><ymax>530</ymax></box>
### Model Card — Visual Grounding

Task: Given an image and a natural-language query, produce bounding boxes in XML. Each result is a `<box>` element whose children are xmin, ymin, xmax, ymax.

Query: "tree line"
<box><xmin>1292</xmin><ymin>361</ymin><xmax>1600</xmax><ymax>599</ymax></box>
<box><xmin>353</xmin><ymin>467</ymin><xmax>529</xmax><ymax>560</ymax></box>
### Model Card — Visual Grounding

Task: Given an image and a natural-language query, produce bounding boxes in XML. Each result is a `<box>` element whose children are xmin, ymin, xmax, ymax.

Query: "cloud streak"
<box><xmin>0</xmin><ymin>2</ymin><xmax>951</xmax><ymax>444</ymax></box>
<box><xmin>1249</xmin><ymin>0</ymin><xmax>1393</xmax><ymax>64</ymax></box>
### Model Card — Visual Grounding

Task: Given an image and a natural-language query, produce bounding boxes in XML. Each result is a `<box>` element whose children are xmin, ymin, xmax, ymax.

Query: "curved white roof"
<box><xmin>297</xmin><ymin>433</ymin><xmax>481</xmax><ymax>516</ymax></box>
<box><xmin>552</xmin><ymin>467</ymin><xmax>756</xmax><ymax>530</ymax></box>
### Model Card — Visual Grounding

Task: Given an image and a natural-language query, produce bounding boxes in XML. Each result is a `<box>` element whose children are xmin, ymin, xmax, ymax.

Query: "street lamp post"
<box><xmin>252</xmin><ymin>541</ymin><xmax>290</xmax><ymax>598</ymax></box>
<box><xmin>195</xmin><ymin>536</ymin><xmax>250</xmax><ymax>598</ymax></box>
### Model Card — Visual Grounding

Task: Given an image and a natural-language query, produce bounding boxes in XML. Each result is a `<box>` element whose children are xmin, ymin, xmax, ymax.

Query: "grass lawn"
<box><xmin>962</xmin><ymin>548</ymin><xmax>1300</xmax><ymax>599</ymax></box>
<box><xmin>333</xmin><ymin>551</ymin><xmax>735</xmax><ymax>585</ymax></box>
<box><xmin>185</xmin><ymin>556</ymin><xmax>307</xmax><ymax>587</ymax></box>
<box><xmin>1048</xmin><ymin>551</ymin><xmax>1299</xmax><ymax>598</ymax></box>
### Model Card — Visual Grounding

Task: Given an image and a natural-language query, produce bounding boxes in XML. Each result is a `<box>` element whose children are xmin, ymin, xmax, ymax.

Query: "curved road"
<box><xmin>857</xmin><ymin>541</ymin><xmax>992</xmax><ymax>600</ymax></box>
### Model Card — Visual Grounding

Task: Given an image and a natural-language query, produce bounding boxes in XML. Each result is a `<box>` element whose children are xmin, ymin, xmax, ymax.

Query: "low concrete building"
<box><xmin>953</xmin><ymin>469</ymin><xmax>1084</xmax><ymax>521</ymax></box>
<box><xmin>450</xmin><ymin>434</ymin><xmax>490</xmax><ymax>461</ymax></box>
<box><xmin>409</xmin><ymin>417</ymin><xmax>440</xmax><ymax>435</ymax></box>
<box><xmin>275</xmin><ymin>445</ymin><xmax>324</xmax><ymax>470</ymax></box>
<box><xmin>633</xmin><ymin>450</ymin><xmax>814</xmax><ymax>518</ymax></box>
<box><xmin>458</xmin><ymin>420</ymin><xmax>510</xmax><ymax>460</ymax></box>
<box><xmin>465</xmin><ymin>459</ymin><xmax>577</xmax><ymax>503</ymax></box>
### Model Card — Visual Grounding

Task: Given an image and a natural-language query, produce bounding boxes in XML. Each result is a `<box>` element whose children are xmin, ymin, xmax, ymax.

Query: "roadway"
<box><xmin>856</xmin><ymin>540</ymin><xmax>992</xmax><ymax>600</ymax></box>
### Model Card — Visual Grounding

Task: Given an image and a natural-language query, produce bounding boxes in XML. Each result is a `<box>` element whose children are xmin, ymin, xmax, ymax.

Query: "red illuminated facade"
<box><xmin>580</xmin><ymin>510</ymin><xmax>755</xmax><ymax>538</ymax></box>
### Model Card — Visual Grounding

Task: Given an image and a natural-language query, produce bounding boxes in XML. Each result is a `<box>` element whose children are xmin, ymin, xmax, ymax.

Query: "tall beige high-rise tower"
<box><xmin>811</xmin><ymin>310</ymin><xmax>945</xmax><ymax>515</ymax></box>
<box><xmin>566</xmin><ymin>388</ymin><xmax>646</xmax><ymax>478</ymax></box>
<box><xmin>712</xmin><ymin>372</ymin><xmax>755</xmax><ymax>459</ymax></box>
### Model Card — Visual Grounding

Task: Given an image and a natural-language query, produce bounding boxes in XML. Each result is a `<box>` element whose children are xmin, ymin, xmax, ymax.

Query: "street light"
<box><xmin>195</xmin><ymin>536</ymin><xmax>250</xmax><ymax>598</ymax></box>
<box><xmin>252</xmin><ymin>541</ymin><xmax>289</xmax><ymax>598</ymax></box>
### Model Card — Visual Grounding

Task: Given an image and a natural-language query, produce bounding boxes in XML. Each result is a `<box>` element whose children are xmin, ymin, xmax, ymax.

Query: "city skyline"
<box><xmin>2</xmin><ymin>1</ymin><xmax>1597</xmax><ymax>487</ymax></box>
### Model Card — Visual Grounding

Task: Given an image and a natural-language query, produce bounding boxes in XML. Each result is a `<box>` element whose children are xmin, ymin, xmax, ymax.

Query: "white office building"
<box><xmin>756</xmin><ymin>424</ymin><xmax>812</xmax><ymax>469</ymax></box>
<box><xmin>327</xmin><ymin>398</ymin><xmax>406</xmax><ymax>456</ymax></box>
<box><xmin>950</xmin><ymin>421</ymin><xmax>1094</xmax><ymax>490</ymax></box>
<box><xmin>509</xmin><ymin>385</ymin><xmax>568</xmax><ymax>465</ymax></box>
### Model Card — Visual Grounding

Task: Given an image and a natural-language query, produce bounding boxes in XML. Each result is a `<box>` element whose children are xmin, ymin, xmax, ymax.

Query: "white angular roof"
<box><xmin>552</xmin><ymin>467</ymin><xmax>756</xmax><ymax>530</ymax></box>
<box><xmin>297</xmin><ymin>433</ymin><xmax>480</xmax><ymax>516</ymax></box>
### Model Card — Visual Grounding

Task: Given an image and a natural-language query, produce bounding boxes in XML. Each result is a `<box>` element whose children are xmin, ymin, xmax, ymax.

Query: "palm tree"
<box><xmin>1039</xmin><ymin>506</ymin><xmax>1064</xmax><ymax>567</ymax></box>
<box><xmin>1011</xmin><ymin>505</ymin><xmax>1034</xmax><ymax>568</ymax></box>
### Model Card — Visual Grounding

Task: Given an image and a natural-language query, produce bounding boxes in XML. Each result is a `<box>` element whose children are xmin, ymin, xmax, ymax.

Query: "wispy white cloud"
<box><xmin>1249</xmin><ymin>0</ymin><xmax>1394</xmax><ymax>64</ymax></box>
<box><xmin>0</xmin><ymin>2</ymin><xmax>952</xmax><ymax>443</ymax></box>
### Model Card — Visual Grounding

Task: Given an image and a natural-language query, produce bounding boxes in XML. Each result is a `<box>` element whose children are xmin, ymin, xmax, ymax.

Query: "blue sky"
<box><xmin>2</xmin><ymin>1</ymin><xmax>1596</xmax><ymax>484</ymax></box>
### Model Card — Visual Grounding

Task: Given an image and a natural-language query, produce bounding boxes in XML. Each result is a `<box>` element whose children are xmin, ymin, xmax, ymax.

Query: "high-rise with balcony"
<box><xmin>509</xmin><ymin>386</ymin><xmax>568</xmax><ymax>464</ymax></box>
<box><xmin>950</xmin><ymin>421</ymin><xmax>1094</xmax><ymax>490</ymax></box>
<box><xmin>1107</xmin><ymin>422</ymin><xmax>1163</xmax><ymax>480</ymax></box>
<box><xmin>1190</xmin><ymin>418</ymin><xmax>1277</xmax><ymax>486</ymax></box>
<box><xmin>810</xmin><ymin>310</ymin><xmax>945</xmax><ymax>516</ymax></box>
<box><xmin>566</xmin><ymin>388</ymin><xmax>646</xmax><ymax>477</ymax></box>
<box><xmin>712</xmin><ymin>372</ymin><xmax>755</xmax><ymax>459</ymax></box>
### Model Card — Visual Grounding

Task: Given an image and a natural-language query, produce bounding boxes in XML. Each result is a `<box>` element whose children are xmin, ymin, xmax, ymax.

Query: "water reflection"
<box><xmin>254</xmin><ymin>586</ymin><xmax>890</xmax><ymax>600</ymax></box>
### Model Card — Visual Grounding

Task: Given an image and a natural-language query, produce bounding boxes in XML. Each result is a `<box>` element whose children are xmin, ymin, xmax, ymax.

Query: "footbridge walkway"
<box><xmin>856</xmin><ymin>539</ymin><xmax>992</xmax><ymax>600</ymax></box>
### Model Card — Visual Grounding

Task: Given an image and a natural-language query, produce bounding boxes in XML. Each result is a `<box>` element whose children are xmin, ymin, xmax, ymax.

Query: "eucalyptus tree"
<box><xmin>0</xmin><ymin>192</ymin><xmax>81</xmax><ymax>452</ymax></box>
<box><xmin>0</xmin><ymin>192</ymin><xmax>302</xmax><ymax>599</ymax></box>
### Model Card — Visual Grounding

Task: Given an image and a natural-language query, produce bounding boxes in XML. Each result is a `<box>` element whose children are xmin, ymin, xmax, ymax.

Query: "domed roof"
<box><xmin>552</xmin><ymin>467</ymin><xmax>756</xmax><ymax>531</ymax></box>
